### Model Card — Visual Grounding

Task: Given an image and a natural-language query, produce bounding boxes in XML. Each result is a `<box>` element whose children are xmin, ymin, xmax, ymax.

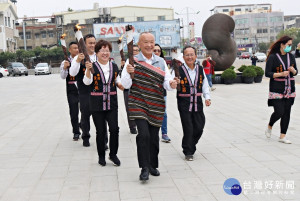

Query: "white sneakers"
<box><xmin>265</xmin><ymin>127</ymin><xmax>291</xmax><ymax>144</ymax></box>
<box><xmin>265</xmin><ymin>128</ymin><xmax>272</xmax><ymax>138</ymax></box>
<box><xmin>278</xmin><ymin>137</ymin><xmax>292</xmax><ymax>144</ymax></box>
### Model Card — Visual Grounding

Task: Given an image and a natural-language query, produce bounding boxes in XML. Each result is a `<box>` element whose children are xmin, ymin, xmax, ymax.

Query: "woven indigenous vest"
<box><xmin>177</xmin><ymin>64</ymin><xmax>204</xmax><ymax>112</ymax></box>
<box><xmin>128</xmin><ymin>58</ymin><xmax>166</xmax><ymax>127</ymax></box>
<box><xmin>89</xmin><ymin>62</ymin><xmax>119</xmax><ymax>112</ymax></box>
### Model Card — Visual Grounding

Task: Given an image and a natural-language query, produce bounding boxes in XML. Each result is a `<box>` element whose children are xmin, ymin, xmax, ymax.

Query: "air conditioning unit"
<box><xmin>98</xmin><ymin>8</ymin><xmax>104</xmax><ymax>15</ymax></box>
<box><xmin>103</xmin><ymin>8</ymin><xmax>111</xmax><ymax>15</ymax></box>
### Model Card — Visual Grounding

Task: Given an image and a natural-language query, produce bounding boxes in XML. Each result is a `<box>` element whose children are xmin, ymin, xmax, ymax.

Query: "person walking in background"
<box><xmin>154</xmin><ymin>43</ymin><xmax>171</xmax><ymax>143</ymax></box>
<box><xmin>177</xmin><ymin>46</ymin><xmax>211</xmax><ymax>161</ymax></box>
<box><xmin>295</xmin><ymin>42</ymin><xmax>300</xmax><ymax>58</ymax></box>
<box><xmin>251</xmin><ymin>52</ymin><xmax>258</xmax><ymax>66</ymax></box>
<box><xmin>202</xmin><ymin>54</ymin><xmax>216</xmax><ymax>91</ymax></box>
<box><xmin>70</xmin><ymin>34</ymin><xmax>108</xmax><ymax>148</ymax></box>
<box><xmin>265</xmin><ymin>36</ymin><xmax>298</xmax><ymax>144</ymax></box>
<box><xmin>60</xmin><ymin>42</ymin><xmax>81</xmax><ymax>141</ymax></box>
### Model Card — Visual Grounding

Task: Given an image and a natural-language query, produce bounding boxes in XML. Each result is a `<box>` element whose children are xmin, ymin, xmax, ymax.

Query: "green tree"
<box><xmin>277</xmin><ymin>27</ymin><xmax>300</xmax><ymax>48</ymax></box>
<box><xmin>258</xmin><ymin>42</ymin><xmax>269</xmax><ymax>53</ymax></box>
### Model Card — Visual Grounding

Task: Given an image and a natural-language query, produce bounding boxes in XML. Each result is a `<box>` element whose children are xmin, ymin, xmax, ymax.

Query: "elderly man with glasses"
<box><xmin>176</xmin><ymin>46</ymin><xmax>211</xmax><ymax>161</ymax></box>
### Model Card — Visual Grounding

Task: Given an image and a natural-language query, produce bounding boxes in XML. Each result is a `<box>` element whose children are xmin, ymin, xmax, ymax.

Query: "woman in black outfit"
<box><xmin>265</xmin><ymin>36</ymin><xmax>298</xmax><ymax>144</ymax></box>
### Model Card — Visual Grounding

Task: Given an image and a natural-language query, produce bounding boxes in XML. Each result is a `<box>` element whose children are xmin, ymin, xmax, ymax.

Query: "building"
<box><xmin>110</xmin><ymin>6</ymin><xmax>173</xmax><ymax>23</ymax></box>
<box><xmin>211</xmin><ymin>4</ymin><xmax>283</xmax><ymax>52</ymax></box>
<box><xmin>284</xmin><ymin>15</ymin><xmax>300</xmax><ymax>29</ymax></box>
<box><xmin>0</xmin><ymin>0</ymin><xmax>18</xmax><ymax>52</ymax></box>
<box><xmin>211</xmin><ymin>4</ymin><xmax>272</xmax><ymax>16</ymax></box>
<box><xmin>16</xmin><ymin>18</ymin><xmax>58</xmax><ymax>50</ymax></box>
<box><xmin>233</xmin><ymin>12</ymin><xmax>284</xmax><ymax>52</ymax></box>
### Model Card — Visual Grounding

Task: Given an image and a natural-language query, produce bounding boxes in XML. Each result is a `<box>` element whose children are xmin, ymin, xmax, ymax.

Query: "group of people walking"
<box><xmin>60</xmin><ymin>31</ymin><xmax>211</xmax><ymax>181</ymax></box>
<box><xmin>60</xmin><ymin>32</ymin><xmax>297</xmax><ymax>182</ymax></box>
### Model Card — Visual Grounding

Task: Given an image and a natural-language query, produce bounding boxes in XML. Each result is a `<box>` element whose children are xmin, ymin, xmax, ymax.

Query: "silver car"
<box><xmin>35</xmin><ymin>63</ymin><xmax>52</xmax><ymax>75</ymax></box>
<box><xmin>7</xmin><ymin>62</ymin><xmax>28</xmax><ymax>76</ymax></box>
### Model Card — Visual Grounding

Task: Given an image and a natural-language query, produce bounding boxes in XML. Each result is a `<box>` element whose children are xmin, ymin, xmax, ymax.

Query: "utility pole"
<box><xmin>22</xmin><ymin>21</ymin><xmax>27</xmax><ymax>50</ymax></box>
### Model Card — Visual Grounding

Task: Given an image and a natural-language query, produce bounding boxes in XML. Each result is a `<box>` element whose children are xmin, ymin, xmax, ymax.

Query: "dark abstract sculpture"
<box><xmin>202</xmin><ymin>13</ymin><xmax>237</xmax><ymax>71</ymax></box>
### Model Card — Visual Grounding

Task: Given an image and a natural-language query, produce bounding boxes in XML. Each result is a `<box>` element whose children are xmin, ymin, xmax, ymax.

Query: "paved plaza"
<box><xmin>0</xmin><ymin>66</ymin><xmax>300</xmax><ymax>200</ymax></box>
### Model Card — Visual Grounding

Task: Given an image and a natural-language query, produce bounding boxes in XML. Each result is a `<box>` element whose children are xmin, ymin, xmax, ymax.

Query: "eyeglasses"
<box><xmin>184</xmin><ymin>54</ymin><xmax>195</xmax><ymax>57</ymax></box>
<box><xmin>133</xmin><ymin>49</ymin><xmax>139</xmax><ymax>52</ymax></box>
<box><xmin>154</xmin><ymin>49</ymin><xmax>161</xmax><ymax>53</ymax></box>
<box><xmin>99</xmin><ymin>50</ymin><xmax>110</xmax><ymax>53</ymax></box>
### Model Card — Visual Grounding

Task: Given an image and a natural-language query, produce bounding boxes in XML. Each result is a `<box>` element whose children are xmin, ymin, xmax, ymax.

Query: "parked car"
<box><xmin>239</xmin><ymin>52</ymin><xmax>251</xmax><ymax>59</ymax></box>
<box><xmin>0</xmin><ymin>66</ymin><xmax>9</xmax><ymax>78</ymax></box>
<box><xmin>7</xmin><ymin>62</ymin><xmax>28</xmax><ymax>76</ymax></box>
<box><xmin>35</xmin><ymin>63</ymin><xmax>51</xmax><ymax>75</ymax></box>
<box><xmin>255</xmin><ymin>52</ymin><xmax>267</xmax><ymax>62</ymax></box>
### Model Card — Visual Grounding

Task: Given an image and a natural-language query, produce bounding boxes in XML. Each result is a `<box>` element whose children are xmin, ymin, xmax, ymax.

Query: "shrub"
<box><xmin>221</xmin><ymin>68</ymin><xmax>237</xmax><ymax>80</ymax></box>
<box><xmin>229</xmin><ymin>66</ymin><xmax>235</xmax><ymax>70</ymax></box>
<box><xmin>254</xmin><ymin>66</ymin><xmax>264</xmax><ymax>76</ymax></box>
<box><xmin>238</xmin><ymin>65</ymin><xmax>248</xmax><ymax>72</ymax></box>
<box><xmin>242</xmin><ymin>66</ymin><xmax>257</xmax><ymax>77</ymax></box>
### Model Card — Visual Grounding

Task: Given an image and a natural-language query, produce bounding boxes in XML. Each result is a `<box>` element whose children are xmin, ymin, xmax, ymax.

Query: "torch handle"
<box><xmin>78</xmin><ymin>38</ymin><xmax>95</xmax><ymax>74</ymax></box>
<box><xmin>172</xmin><ymin>59</ymin><xmax>181</xmax><ymax>91</ymax></box>
<box><xmin>127</xmin><ymin>41</ymin><xmax>134</xmax><ymax>79</ymax></box>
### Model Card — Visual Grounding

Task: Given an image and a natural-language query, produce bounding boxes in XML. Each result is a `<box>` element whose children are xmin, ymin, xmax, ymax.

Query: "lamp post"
<box><xmin>175</xmin><ymin>7</ymin><xmax>200</xmax><ymax>45</ymax></box>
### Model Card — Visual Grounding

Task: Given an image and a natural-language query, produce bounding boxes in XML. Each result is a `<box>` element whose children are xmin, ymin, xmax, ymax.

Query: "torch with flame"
<box><xmin>74</xmin><ymin>24</ymin><xmax>94</xmax><ymax>74</ymax></box>
<box><xmin>60</xmin><ymin>33</ymin><xmax>70</xmax><ymax>63</ymax></box>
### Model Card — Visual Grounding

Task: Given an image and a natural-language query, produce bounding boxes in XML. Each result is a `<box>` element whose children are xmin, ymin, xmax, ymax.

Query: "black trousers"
<box><xmin>135</xmin><ymin>119</ymin><xmax>160</xmax><ymax>168</ymax></box>
<box><xmin>269</xmin><ymin>98</ymin><xmax>293</xmax><ymax>134</ymax></box>
<box><xmin>92</xmin><ymin>110</ymin><xmax>119</xmax><ymax>158</ymax></box>
<box><xmin>67</xmin><ymin>92</ymin><xmax>80</xmax><ymax>135</ymax></box>
<box><xmin>179</xmin><ymin>110</ymin><xmax>205</xmax><ymax>156</ymax></box>
<box><xmin>79</xmin><ymin>93</ymin><xmax>108</xmax><ymax>143</ymax></box>
<box><xmin>123</xmin><ymin>89</ymin><xmax>137</xmax><ymax>130</ymax></box>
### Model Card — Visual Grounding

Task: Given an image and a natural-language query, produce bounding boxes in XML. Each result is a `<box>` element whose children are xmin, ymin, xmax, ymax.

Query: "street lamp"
<box><xmin>175</xmin><ymin>7</ymin><xmax>200</xmax><ymax>44</ymax></box>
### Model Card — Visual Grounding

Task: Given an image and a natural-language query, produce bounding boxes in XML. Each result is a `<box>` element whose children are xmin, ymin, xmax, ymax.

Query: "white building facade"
<box><xmin>0</xmin><ymin>0</ymin><xmax>18</xmax><ymax>52</ymax></box>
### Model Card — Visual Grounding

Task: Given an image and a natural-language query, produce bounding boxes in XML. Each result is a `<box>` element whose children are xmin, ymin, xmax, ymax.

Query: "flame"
<box><xmin>75</xmin><ymin>23</ymin><xmax>82</xmax><ymax>30</ymax></box>
<box><xmin>60</xmin><ymin>33</ymin><xmax>67</xmax><ymax>39</ymax></box>
<box><xmin>119</xmin><ymin>34</ymin><xmax>124</xmax><ymax>41</ymax></box>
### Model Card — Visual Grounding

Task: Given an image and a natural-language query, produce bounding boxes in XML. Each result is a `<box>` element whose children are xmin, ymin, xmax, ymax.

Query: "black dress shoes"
<box><xmin>130</xmin><ymin>128</ymin><xmax>137</xmax><ymax>134</ymax></box>
<box><xmin>83</xmin><ymin>139</ymin><xmax>90</xmax><ymax>147</ymax></box>
<box><xmin>139</xmin><ymin>167</ymin><xmax>149</xmax><ymax>181</ymax></box>
<box><xmin>149</xmin><ymin>167</ymin><xmax>160</xmax><ymax>176</ymax></box>
<box><xmin>98</xmin><ymin>157</ymin><xmax>106</xmax><ymax>166</ymax></box>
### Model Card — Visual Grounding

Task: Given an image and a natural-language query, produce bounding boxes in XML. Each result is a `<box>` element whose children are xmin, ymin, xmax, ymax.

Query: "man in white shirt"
<box><xmin>121</xmin><ymin>32</ymin><xmax>178</xmax><ymax>181</ymax></box>
<box><xmin>69</xmin><ymin>34</ymin><xmax>108</xmax><ymax>148</ymax></box>
<box><xmin>60</xmin><ymin>42</ymin><xmax>81</xmax><ymax>141</ymax></box>
<box><xmin>176</xmin><ymin>46</ymin><xmax>211</xmax><ymax>161</ymax></box>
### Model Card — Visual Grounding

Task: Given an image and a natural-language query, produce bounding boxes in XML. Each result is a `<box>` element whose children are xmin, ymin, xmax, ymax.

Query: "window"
<box><xmin>270</xmin><ymin>16</ymin><xmax>282</xmax><ymax>23</ymax></box>
<box><xmin>262</xmin><ymin>7</ymin><xmax>269</xmax><ymax>10</ymax></box>
<box><xmin>19</xmin><ymin>33</ymin><xmax>24</xmax><ymax>39</ymax></box>
<box><xmin>158</xmin><ymin>16</ymin><xmax>166</xmax><ymax>21</ymax></box>
<box><xmin>8</xmin><ymin>17</ymin><xmax>11</xmax><ymax>27</ymax></box>
<box><xmin>12</xmin><ymin>20</ymin><xmax>14</xmax><ymax>28</ymax></box>
<box><xmin>41</xmin><ymin>31</ymin><xmax>47</xmax><ymax>38</ymax></box>
<box><xmin>26</xmin><ymin>32</ymin><xmax>31</xmax><ymax>39</ymax></box>
<box><xmin>254</xmin><ymin>17</ymin><xmax>267</xmax><ymax>23</ymax></box>
<box><xmin>263</xmin><ymin>29</ymin><xmax>268</xmax><ymax>33</ymax></box>
<box><xmin>235</xmin><ymin>8</ymin><xmax>241</xmax><ymax>12</ymax></box>
<box><xmin>223</xmin><ymin>9</ymin><xmax>229</xmax><ymax>12</ymax></box>
<box><xmin>257</xmin><ymin>29</ymin><xmax>268</xmax><ymax>33</ymax></box>
<box><xmin>235</xmin><ymin>18</ymin><xmax>249</xmax><ymax>25</ymax></box>
<box><xmin>71</xmin><ymin>20</ymin><xmax>79</xmax><ymax>24</ymax></box>
<box><xmin>119</xmin><ymin>18</ymin><xmax>124</xmax><ymax>23</ymax></box>
<box><xmin>5</xmin><ymin>17</ymin><xmax>7</xmax><ymax>26</ymax></box>
<box><xmin>137</xmin><ymin>17</ymin><xmax>144</xmax><ymax>22</ymax></box>
<box><xmin>48</xmin><ymin>32</ymin><xmax>54</xmax><ymax>38</ymax></box>
<box><xmin>35</xmin><ymin>33</ymin><xmax>40</xmax><ymax>39</ymax></box>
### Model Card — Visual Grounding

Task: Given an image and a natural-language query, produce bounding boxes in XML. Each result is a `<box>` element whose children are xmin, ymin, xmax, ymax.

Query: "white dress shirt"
<box><xmin>69</xmin><ymin>53</ymin><xmax>97</xmax><ymax>77</ymax></box>
<box><xmin>121</xmin><ymin>54</ymin><xmax>173</xmax><ymax>91</ymax></box>
<box><xmin>60</xmin><ymin>56</ymin><xmax>75</xmax><ymax>79</ymax></box>
<box><xmin>83</xmin><ymin>61</ymin><xmax>121</xmax><ymax>86</ymax></box>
